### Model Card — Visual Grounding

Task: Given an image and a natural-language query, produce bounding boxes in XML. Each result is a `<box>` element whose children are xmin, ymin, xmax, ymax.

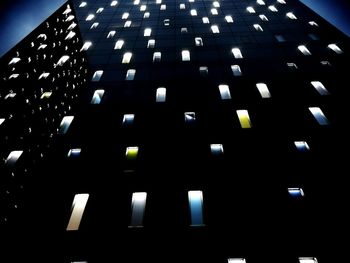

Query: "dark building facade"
<box><xmin>1</xmin><ymin>0</ymin><xmax>349</xmax><ymax>262</ymax></box>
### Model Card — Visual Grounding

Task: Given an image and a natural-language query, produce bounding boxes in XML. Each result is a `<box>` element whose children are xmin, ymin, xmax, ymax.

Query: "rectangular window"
<box><xmin>122</xmin><ymin>52</ymin><xmax>132</xmax><ymax>63</ymax></box>
<box><xmin>184</xmin><ymin>112</ymin><xmax>196</xmax><ymax>123</ymax></box>
<box><xmin>81</xmin><ymin>41</ymin><xmax>92</xmax><ymax>51</ymax></box>
<box><xmin>90</xmin><ymin>22</ymin><xmax>99</xmax><ymax>29</ymax></box>
<box><xmin>232</xmin><ymin>48</ymin><xmax>243</xmax><ymax>59</ymax></box>
<box><xmin>66</xmin><ymin>194</ymin><xmax>89</xmax><ymax>231</ymax></box>
<box><xmin>228</xmin><ymin>259</ymin><xmax>246</xmax><ymax>263</ymax></box>
<box><xmin>153</xmin><ymin>52</ymin><xmax>161</xmax><ymax>62</ymax></box>
<box><xmin>114</xmin><ymin>40</ymin><xmax>124</xmax><ymax>50</ymax></box>
<box><xmin>5</xmin><ymin>150</ymin><xmax>23</xmax><ymax>166</ymax></box>
<box><xmin>129</xmin><ymin>192</ymin><xmax>147</xmax><ymax>227</ymax></box>
<box><xmin>182</xmin><ymin>50</ymin><xmax>190</xmax><ymax>61</ymax></box>
<box><xmin>122</xmin><ymin>12</ymin><xmax>129</xmax><ymax>19</ymax></box>
<box><xmin>211</xmin><ymin>25</ymin><xmax>219</xmax><ymax>33</ymax></box>
<box><xmin>195</xmin><ymin>37</ymin><xmax>203</xmax><ymax>46</ymax></box>
<box><xmin>202</xmin><ymin>17</ymin><xmax>209</xmax><ymax>24</ymax></box>
<box><xmin>111</xmin><ymin>1</ymin><xmax>118</xmax><ymax>6</ymax></box>
<box><xmin>86</xmin><ymin>14</ymin><xmax>94</xmax><ymax>21</ymax></box>
<box><xmin>225</xmin><ymin>15</ymin><xmax>233</xmax><ymax>23</ymax></box>
<box><xmin>275</xmin><ymin>34</ymin><xmax>285</xmax><ymax>42</ymax></box>
<box><xmin>294</xmin><ymin>141</ymin><xmax>310</xmax><ymax>152</ymax></box>
<box><xmin>247</xmin><ymin>7</ymin><xmax>255</xmax><ymax>13</ymax></box>
<box><xmin>213</xmin><ymin>1</ymin><xmax>220</xmax><ymax>7</ymax></box>
<box><xmin>181</xmin><ymin>27</ymin><xmax>188</xmax><ymax>34</ymax></box>
<box><xmin>278</xmin><ymin>0</ymin><xmax>286</xmax><ymax>3</ymax></box>
<box><xmin>288</xmin><ymin>188</ymin><xmax>304</xmax><ymax>197</ymax></box>
<box><xmin>92</xmin><ymin>70</ymin><xmax>103</xmax><ymax>81</ymax></box>
<box><xmin>287</xmin><ymin>62</ymin><xmax>298</xmax><ymax>69</ymax></box>
<box><xmin>67</xmin><ymin>148</ymin><xmax>81</xmax><ymax>158</ymax></box>
<box><xmin>107</xmin><ymin>31</ymin><xmax>116</xmax><ymax>38</ymax></box>
<box><xmin>0</xmin><ymin>118</ymin><xmax>5</xmax><ymax>126</ymax></box>
<box><xmin>311</xmin><ymin>81</ymin><xmax>329</xmax><ymax>95</ymax></box>
<box><xmin>79</xmin><ymin>2</ymin><xmax>87</xmax><ymax>7</ymax></box>
<box><xmin>237</xmin><ymin>110</ymin><xmax>252</xmax><ymax>128</ymax></box>
<box><xmin>65</xmin><ymin>31</ymin><xmax>76</xmax><ymax>40</ymax></box>
<box><xmin>308</xmin><ymin>21</ymin><xmax>318</xmax><ymax>27</ymax></box>
<box><xmin>58</xmin><ymin>116</ymin><xmax>74</xmax><ymax>134</ymax></box>
<box><xmin>211</xmin><ymin>8</ymin><xmax>218</xmax><ymax>15</ymax></box>
<box><xmin>309</xmin><ymin>107</ymin><xmax>329</xmax><ymax>125</ymax></box>
<box><xmin>156</xmin><ymin>87</ymin><xmax>166</xmax><ymax>102</ymax></box>
<box><xmin>124</xmin><ymin>21</ymin><xmax>132</xmax><ymax>27</ymax></box>
<box><xmin>219</xmin><ymin>84</ymin><xmax>231</xmax><ymax>100</ymax></box>
<box><xmin>147</xmin><ymin>39</ymin><xmax>155</xmax><ymax>48</ymax></box>
<box><xmin>164</xmin><ymin>19</ymin><xmax>170</xmax><ymax>26</ymax></box>
<box><xmin>298</xmin><ymin>45</ymin><xmax>311</xmax><ymax>55</ymax></box>
<box><xmin>188</xmin><ymin>191</ymin><xmax>204</xmax><ymax>226</ymax></box>
<box><xmin>8</xmin><ymin>57</ymin><xmax>21</xmax><ymax>65</ymax></box>
<box><xmin>253</xmin><ymin>24</ymin><xmax>263</xmax><ymax>31</ymax></box>
<box><xmin>156</xmin><ymin>0</ymin><xmax>162</xmax><ymax>3</ymax></box>
<box><xmin>259</xmin><ymin>14</ymin><xmax>268</xmax><ymax>21</ymax></box>
<box><xmin>134</xmin><ymin>0</ymin><xmax>140</xmax><ymax>5</ymax></box>
<box><xmin>190</xmin><ymin>9</ymin><xmax>197</xmax><ymax>16</ymax></box>
<box><xmin>160</xmin><ymin>4</ymin><xmax>166</xmax><ymax>10</ymax></box>
<box><xmin>126</xmin><ymin>147</ymin><xmax>138</xmax><ymax>160</ymax></box>
<box><xmin>123</xmin><ymin>114</ymin><xmax>135</xmax><ymax>126</ymax></box>
<box><xmin>256</xmin><ymin>83</ymin><xmax>271</xmax><ymax>98</ymax></box>
<box><xmin>210</xmin><ymin>144</ymin><xmax>224</xmax><ymax>155</ymax></box>
<box><xmin>257</xmin><ymin>0</ymin><xmax>265</xmax><ymax>5</ymax></box>
<box><xmin>144</xmin><ymin>28</ymin><xmax>152</xmax><ymax>37</ymax></box>
<box><xmin>126</xmin><ymin>69</ymin><xmax>136</xmax><ymax>80</ymax></box>
<box><xmin>144</xmin><ymin>12</ymin><xmax>150</xmax><ymax>18</ymax></box>
<box><xmin>268</xmin><ymin>5</ymin><xmax>278</xmax><ymax>12</ymax></box>
<box><xmin>96</xmin><ymin>7</ymin><xmax>104</xmax><ymax>13</ymax></box>
<box><xmin>299</xmin><ymin>258</ymin><xmax>318</xmax><ymax>263</ymax></box>
<box><xmin>328</xmin><ymin>44</ymin><xmax>343</xmax><ymax>54</ymax></box>
<box><xmin>286</xmin><ymin>12</ymin><xmax>297</xmax><ymax>19</ymax></box>
<box><xmin>199</xmin><ymin>66</ymin><xmax>208</xmax><ymax>76</ymax></box>
<box><xmin>180</xmin><ymin>3</ymin><xmax>185</xmax><ymax>9</ymax></box>
<box><xmin>91</xmin><ymin>89</ymin><xmax>105</xmax><ymax>104</ymax></box>
<box><xmin>231</xmin><ymin>65</ymin><xmax>242</xmax><ymax>76</ymax></box>
<box><xmin>140</xmin><ymin>5</ymin><xmax>146</xmax><ymax>11</ymax></box>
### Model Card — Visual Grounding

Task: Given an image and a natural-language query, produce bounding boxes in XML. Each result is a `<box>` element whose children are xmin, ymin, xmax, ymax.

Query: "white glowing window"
<box><xmin>66</xmin><ymin>194</ymin><xmax>89</xmax><ymax>231</ymax></box>
<box><xmin>213</xmin><ymin>1</ymin><xmax>220</xmax><ymax>7</ymax></box>
<box><xmin>58</xmin><ymin>116</ymin><xmax>74</xmax><ymax>135</ymax></box>
<box><xmin>90</xmin><ymin>22</ymin><xmax>99</xmax><ymax>29</ymax></box>
<box><xmin>268</xmin><ymin>5</ymin><xmax>278</xmax><ymax>12</ymax></box>
<box><xmin>126</xmin><ymin>146</ymin><xmax>138</xmax><ymax>160</ymax></box>
<box><xmin>309</xmin><ymin>107</ymin><xmax>329</xmax><ymax>125</ymax></box>
<box><xmin>92</xmin><ymin>70</ymin><xmax>103</xmax><ymax>81</ymax></box>
<box><xmin>56</xmin><ymin>55</ymin><xmax>69</xmax><ymax>66</ymax></box>
<box><xmin>298</xmin><ymin>45</ymin><xmax>311</xmax><ymax>55</ymax></box>
<box><xmin>308</xmin><ymin>21</ymin><xmax>319</xmax><ymax>27</ymax></box>
<box><xmin>129</xmin><ymin>192</ymin><xmax>147</xmax><ymax>227</ymax></box>
<box><xmin>122</xmin><ymin>52</ymin><xmax>132</xmax><ymax>64</ymax></box>
<box><xmin>288</xmin><ymin>188</ymin><xmax>304</xmax><ymax>197</ymax></box>
<box><xmin>39</xmin><ymin>72</ymin><xmax>50</xmax><ymax>79</ymax></box>
<box><xmin>153</xmin><ymin>52</ymin><xmax>161</xmax><ymax>62</ymax></box>
<box><xmin>65</xmin><ymin>31</ymin><xmax>76</xmax><ymax>40</ymax></box>
<box><xmin>219</xmin><ymin>85</ymin><xmax>231</xmax><ymax>100</ymax></box>
<box><xmin>199</xmin><ymin>66</ymin><xmax>208</xmax><ymax>76</ymax></box>
<box><xmin>210</xmin><ymin>144</ymin><xmax>224</xmax><ymax>155</ymax></box>
<box><xmin>259</xmin><ymin>14</ymin><xmax>268</xmax><ymax>21</ymax></box>
<box><xmin>91</xmin><ymin>89</ymin><xmax>105</xmax><ymax>104</ymax></box>
<box><xmin>79</xmin><ymin>2</ymin><xmax>87</xmax><ymax>8</ymax></box>
<box><xmin>156</xmin><ymin>87</ymin><xmax>166</xmax><ymax>102</ymax></box>
<box><xmin>156</xmin><ymin>0</ymin><xmax>162</xmax><ymax>4</ymax></box>
<box><xmin>232</xmin><ymin>48</ymin><xmax>243</xmax><ymax>59</ymax></box>
<box><xmin>311</xmin><ymin>81</ymin><xmax>329</xmax><ymax>95</ymax></box>
<box><xmin>67</xmin><ymin>148</ymin><xmax>81</xmax><ymax>158</ymax></box>
<box><xmin>237</xmin><ymin>110</ymin><xmax>252</xmax><ymax>128</ymax></box>
<box><xmin>86</xmin><ymin>14</ymin><xmax>95</xmax><ymax>21</ymax></box>
<box><xmin>189</xmin><ymin>0</ymin><xmax>194</xmax><ymax>2</ymax></box>
<box><xmin>203</xmin><ymin>17</ymin><xmax>210</xmax><ymax>24</ymax></box>
<box><xmin>140</xmin><ymin>5</ymin><xmax>146</xmax><ymax>11</ymax></box>
<box><xmin>126</xmin><ymin>69</ymin><xmax>136</xmax><ymax>80</ymax></box>
<box><xmin>124</xmin><ymin>21</ymin><xmax>132</xmax><ymax>27</ymax></box>
<box><xmin>107</xmin><ymin>30</ymin><xmax>116</xmax><ymax>38</ymax></box>
<box><xmin>160</xmin><ymin>4</ymin><xmax>166</xmax><ymax>10</ymax></box>
<box><xmin>0</xmin><ymin>118</ymin><xmax>5</xmax><ymax>126</ymax></box>
<box><xmin>320</xmin><ymin>60</ymin><xmax>331</xmax><ymax>66</ymax></box>
<box><xmin>5</xmin><ymin>151</ymin><xmax>23</xmax><ymax>166</ymax></box>
<box><xmin>225</xmin><ymin>16</ymin><xmax>234</xmax><ymax>23</ymax></box>
<box><xmin>256</xmin><ymin>83</ymin><xmax>271</xmax><ymax>98</ymax></box>
<box><xmin>188</xmin><ymin>191</ymin><xmax>204</xmax><ymax>226</ymax></box>
<box><xmin>65</xmin><ymin>15</ymin><xmax>74</xmax><ymax>22</ymax></box>
<box><xmin>96</xmin><ymin>7</ymin><xmax>104</xmax><ymax>13</ymax></box>
<box><xmin>182</xmin><ymin>50</ymin><xmax>190</xmax><ymax>61</ymax></box>
<box><xmin>231</xmin><ymin>65</ymin><xmax>242</xmax><ymax>76</ymax></box>
<box><xmin>254</xmin><ymin>24</ymin><xmax>263</xmax><ymax>31</ymax></box>
<box><xmin>123</xmin><ymin>114</ymin><xmax>135</xmax><ymax>126</ymax></box>
<box><xmin>9</xmin><ymin>57</ymin><xmax>21</xmax><ymax>65</ymax></box>
<box><xmin>134</xmin><ymin>0</ymin><xmax>140</xmax><ymax>5</ymax></box>
<box><xmin>185</xmin><ymin>112</ymin><xmax>196</xmax><ymax>123</ymax></box>
<box><xmin>328</xmin><ymin>44</ymin><xmax>343</xmax><ymax>54</ymax></box>
<box><xmin>228</xmin><ymin>259</ymin><xmax>246</xmax><ymax>263</ymax></box>
<box><xmin>181</xmin><ymin>27</ymin><xmax>188</xmax><ymax>33</ymax></box>
<box><xmin>294</xmin><ymin>141</ymin><xmax>310</xmax><ymax>152</ymax></box>
<box><xmin>144</xmin><ymin>28</ymin><xmax>152</xmax><ymax>37</ymax></box>
<box><xmin>38</xmin><ymin>44</ymin><xmax>47</xmax><ymax>50</ymax></box>
<box><xmin>144</xmin><ymin>12</ymin><xmax>150</xmax><ymax>18</ymax></box>
<box><xmin>299</xmin><ymin>257</ymin><xmax>318</xmax><ymax>263</ymax></box>
<box><xmin>195</xmin><ymin>37</ymin><xmax>203</xmax><ymax>46</ymax></box>
<box><xmin>180</xmin><ymin>3</ymin><xmax>186</xmax><ymax>9</ymax></box>
<box><xmin>275</xmin><ymin>35</ymin><xmax>285</xmax><ymax>42</ymax></box>
<box><xmin>111</xmin><ymin>1</ymin><xmax>118</xmax><ymax>6</ymax></box>
<box><xmin>147</xmin><ymin>39</ymin><xmax>155</xmax><ymax>48</ymax></box>
<box><xmin>5</xmin><ymin>92</ymin><xmax>16</xmax><ymax>99</ymax></box>
<box><xmin>164</xmin><ymin>19</ymin><xmax>170</xmax><ymax>26</ymax></box>
<box><xmin>287</xmin><ymin>62</ymin><xmax>298</xmax><ymax>69</ymax></box>
<box><xmin>257</xmin><ymin>0</ymin><xmax>265</xmax><ymax>5</ymax></box>
<box><xmin>211</xmin><ymin>25</ymin><xmax>219</xmax><ymax>33</ymax></box>
<box><xmin>37</xmin><ymin>33</ymin><xmax>47</xmax><ymax>40</ymax></box>
<box><xmin>211</xmin><ymin>8</ymin><xmax>218</xmax><ymax>15</ymax></box>
<box><xmin>114</xmin><ymin>40</ymin><xmax>124</xmax><ymax>49</ymax></box>
<box><xmin>81</xmin><ymin>41</ymin><xmax>92</xmax><ymax>51</ymax></box>
<box><xmin>122</xmin><ymin>12</ymin><xmax>129</xmax><ymax>19</ymax></box>
<box><xmin>40</xmin><ymin>92</ymin><xmax>52</xmax><ymax>99</ymax></box>
<box><xmin>247</xmin><ymin>7</ymin><xmax>255</xmax><ymax>13</ymax></box>
<box><xmin>278</xmin><ymin>0</ymin><xmax>286</xmax><ymax>4</ymax></box>
<box><xmin>191</xmin><ymin>9</ymin><xmax>197</xmax><ymax>16</ymax></box>
<box><xmin>9</xmin><ymin>74</ymin><xmax>19</xmax><ymax>79</ymax></box>
<box><xmin>286</xmin><ymin>12</ymin><xmax>297</xmax><ymax>19</ymax></box>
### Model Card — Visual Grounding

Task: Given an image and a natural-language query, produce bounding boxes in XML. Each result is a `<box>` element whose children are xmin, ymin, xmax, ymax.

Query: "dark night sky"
<box><xmin>0</xmin><ymin>0</ymin><xmax>349</xmax><ymax>57</ymax></box>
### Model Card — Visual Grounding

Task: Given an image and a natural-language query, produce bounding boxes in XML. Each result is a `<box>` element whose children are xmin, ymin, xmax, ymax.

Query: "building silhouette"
<box><xmin>1</xmin><ymin>0</ymin><xmax>349</xmax><ymax>262</ymax></box>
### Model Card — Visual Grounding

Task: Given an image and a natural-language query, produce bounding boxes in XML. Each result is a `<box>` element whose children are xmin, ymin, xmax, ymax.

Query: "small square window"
<box><xmin>107</xmin><ymin>30</ymin><xmax>116</xmax><ymax>38</ymax></box>
<box><xmin>123</xmin><ymin>114</ymin><xmax>135</xmax><ymax>126</ymax></box>
<box><xmin>275</xmin><ymin>35</ymin><xmax>286</xmax><ymax>42</ymax></box>
<box><xmin>144</xmin><ymin>12</ymin><xmax>150</xmax><ymax>18</ymax></box>
<box><xmin>219</xmin><ymin>84</ymin><xmax>231</xmax><ymax>100</ymax></box>
<box><xmin>184</xmin><ymin>112</ymin><xmax>196</xmax><ymax>123</ymax></box>
<box><xmin>114</xmin><ymin>40</ymin><xmax>124</xmax><ymax>50</ymax></box>
<box><xmin>126</xmin><ymin>69</ymin><xmax>136</xmax><ymax>80</ymax></box>
<box><xmin>92</xmin><ymin>70</ymin><xmax>103</xmax><ymax>81</ymax></box>
<box><xmin>122</xmin><ymin>52</ymin><xmax>132</xmax><ymax>63</ymax></box>
<box><xmin>253</xmin><ymin>24</ymin><xmax>263</xmax><ymax>31</ymax></box>
<box><xmin>122</xmin><ymin>12</ymin><xmax>129</xmax><ymax>19</ymax></box>
<box><xmin>231</xmin><ymin>65</ymin><xmax>242</xmax><ymax>76</ymax></box>
<box><xmin>232</xmin><ymin>48</ymin><xmax>243</xmax><ymax>59</ymax></box>
<box><xmin>180</xmin><ymin>4</ymin><xmax>185</xmax><ymax>9</ymax></box>
<box><xmin>164</xmin><ymin>19</ymin><xmax>170</xmax><ymax>26</ymax></box>
<box><xmin>153</xmin><ymin>52</ymin><xmax>161</xmax><ymax>62</ymax></box>
<box><xmin>147</xmin><ymin>39</ymin><xmax>155</xmax><ymax>48</ymax></box>
<box><xmin>211</xmin><ymin>25</ymin><xmax>219</xmax><ymax>33</ymax></box>
<box><xmin>182</xmin><ymin>50</ymin><xmax>190</xmax><ymax>61</ymax></box>
<box><xmin>126</xmin><ymin>147</ymin><xmax>139</xmax><ymax>160</ymax></box>
<box><xmin>156</xmin><ymin>87</ymin><xmax>166</xmax><ymax>102</ymax></box>
<box><xmin>91</xmin><ymin>89</ymin><xmax>105</xmax><ymax>104</ymax></box>
<box><xmin>294</xmin><ymin>141</ymin><xmax>310</xmax><ymax>152</ymax></box>
<box><xmin>144</xmin><ymin>28</ymin><xmax>152</xmax><ymax>37</ymax></box>
<box><xmin>195</xmin><ymin>37</ymin><xmax>203</xmax><ymax>46</ymax></box>
<box><xmin>225</xmin><ymin>15</ymin><xmax>234</xmax><ymax>23</ymax></box>
<box><xmin>190</xmin><ymin>9</ymin><xmax>197</xmax><ymax>16</ymax></box>
<box><xmin>202</xmin><ymin>17</ymin><xmax>210</xmax><ymax>24</ymax></box>
<box><xmin>199</xmin><ymin>66</ymin><xmax>208</xmax><ymax>76</ymax></box>
<box><xmin>211</xmin><ymin>8</ymin><xmax>218</xmax><ymax>15</ymax></box>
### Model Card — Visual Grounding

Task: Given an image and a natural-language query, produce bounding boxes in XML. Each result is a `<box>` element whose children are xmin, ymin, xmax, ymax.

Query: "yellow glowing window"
<box><xmin>237</xmin><ymin>110</ymin><xmax>252</xmax><ymax>128</ymax></box>
<box><xmin>126</xmin><ymin>147</ymin><xmax>139</xmax><ymax>160</ymax></box>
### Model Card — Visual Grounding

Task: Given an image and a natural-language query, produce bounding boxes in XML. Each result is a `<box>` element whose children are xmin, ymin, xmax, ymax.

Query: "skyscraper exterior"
<box><xmin>1</xmin><ymin>0</ymin><xmax>349</xmax><ymax>262</ymax></box>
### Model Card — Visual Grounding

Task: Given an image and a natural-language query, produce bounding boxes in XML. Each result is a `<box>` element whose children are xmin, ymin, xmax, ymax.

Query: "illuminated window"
<box><xmin>140</xmin><ymin>5</ymin><xmax>146</xmax><ymax>11</ymax></box>
<box><xmin>147</xmin><ymin>39</ymin><xmax>155</xmax><ymax>48</ymax></box>
<box><xmin>40</xmin><ymin>92</ymin><xmax>52</xmax><ymax>99</ymax></box>
<box><xmin>182</xmin><ymin>50</ymin><xmax>190</xmax><ymax>61</ymax></box>
<box><xmin>38</xmin><ymin>72</ymin><xmax>50</xmax><ymax>80</ymax></box>
<box><xmin>126</xmin><ymin>69</ymin><xmax>136</xmax><ymax>80</ymax></box>
<box><xmin>8</xmin><ymin>57</ymin><xmax>21</xmax><ymax>65</ymax></box>
<box><xmin>228</xmin><ymin>259</ymin><xmax>246</xmax><ymax>263</ymax></box>
<box><xmin>164</xmin><ymin>19</ymin><xmax>170</xmax><ymax>26</ymax></box>
<box><xmin>5</xmin><ymin>151</ymin><xmax>23</xmax><ymax>167</ymax></box>
<box><xmin>202</xmin><ymin>17</ymin><xmax>210</xmax><ymax>24</ymax></box>
<box><xmin>268</xmin><ymin>5</ymin><xmax>278</xmax><ymax>12</ymax></box>
<box><xmin>211</xmin><ymin>25</ymin><xmax>219</xmax><ymax>33</ymax></box>
<box><xmin>153</xmin><ymin>52</ymin><xmax>161</xmax><ymax>62</ymax></box>
<box><xmin>96</xmin><ymin>7</ymin><xmax>104</xmax><ymax>13</ymax></box>
<box><xmin>275</xmin><ymin>35</ymin><xmax>285</xmax><ymax>42</ymax></box>
<box><xmin>237</xmin><ymin>110</ymin><xmax>252</xmax><ymax>128</ymax></box>
<box><xmin>232</xmin><ymin>48</ymin><xmax>243</xmax><ymax>59</ymax></box>
<box><xmin>311</xmin><ymin>81</ymin><xmax>329</xmax><ymax>95</ymax></box>
<box><xmin>123</xmin><ymin>114</ymin><xmax>135</xmax><ymax>126</ymax></box>
<box><xmin>256</xmin><ymin>83</ymin><xmax>271</xmax><ymax>98</ymax></box>
<box><xmin>66</xmin><ymin>194</ymin><xmax>89</xmax><ymax>231</ymax></box>
<box><xmin>211</xmin><ymin>8</ymin><xmax>218</xmax><ymax>15</ymax></box>
<box><xmin>286</xmin><ymin>12</ymin><xmax>297</xmax><ymax>19</ymax></box>
<box><xmin>126</xmin><ymin>147</ymin><xmax>138</xmax><ymax>160</ymax></box>
<box><xmin>299</xmin><ymin>257</ymin><xmax>318</xmax><ymax>263</ymax></box>
<box><xmin>213</xmin><ymin>1</ymin><xmax>220</xmax><ymax>7</ymax></box>
<box><xmin>308</xmin><ymin>21</ymin><xmax>318</xmax><ymax>27</ymax></box>
<box><xmin>278</xmin><ymin>0</ymin><xmax>286</xmax><ymax>4</ymax></box>
<box><xmin>225</xmin><ymin>15</ymin><xmax>234</xmax><ymax>23</ymax></box>
<box><xmin>65</xmin><ymin>31</ymin><xmax>76</xmax><ymax>40</ymax></box>
<box><xmin>257</xmin><ymin>0</ymin><xmax>265</xmax><ymax>5</ymax></box>
<box><xmin>67</xmin><ymin>22</ymin><xmax>76</xmax><ymax>30</ymax></box>
<box><xmin>180</xmin><ymin>3</ymin><xmax>186</xmax><ymax>9</ymax></box>
<box><xmin>111</xmin><ymin>1</ymin><xmax>118</xmax><ymax>6</ymax></box>
<box><xmin>160</xmin><ymin>4</ymin><xmax>166</xmax><ymax>10</ymax></box>
<box><xmin>190</xmin><ymin>9</ymin><xmax>197</xmax><ymax>16</ymax></box>
<box><xmin>254</xmin><ymin>24</ymin><xmax>263</xmax><ymax>31</ymax></box>
<box><xmin>188</xmin><ymin>191</ymin><xmax>204</xmax><ymax>226</ymax></box>
<box><xmin>114</xmin><ymin>40</ymin><xmax>124</xmax><ymax>49</ymax></box>
<box><xmin>92</xmin><ymin>70</ymin><xmax>103</xmax><ymax>81</ymax></box>
<box><xmin>199</xmin><ymin>66</ymin><xmax>208</xmax><ymax>76</ymax></box>
<box><xmin>195</xmin><ymin>37</ymin><xmax>203</xmax><ymax>46</ymax></box>
<box><xmin>210</xmin><ymin>144</ymin><xmax>224</xmax><ymax>155</ymax></box>
<box><xmin>144</xmin><ymin>28</ymin><xmax>152</xmax><ymax>36</ymax></box>
<box><xmin>107</xmin><ymin>31</ymin><xmax>116</xmax><ymax>38</ymax></box>
<box><xmin>86</xmin><ymin>14</ymin><xmax>94</xmax><ymax>21</ymax></box>
<box><xmin>56</xmin><ymin>55</ymin><xmax>70</xmax><ymax>66</ymax></box>
<box><xmin>259</xmin><ymin>14</ymin><xmax>268</xmax><ymax>21</ymax></box>
<box><xmin>91</xmin><ymin>89</ymin><xmax>105</xmax><ymax>104</ymax></box>
<box><xmin>294</xmin><ymin>141</ymin><xmax>310</xmax><ymax>152</ymax></box>
<box><xmin>124</xmin><ymin>21</ymin><xmax>132</xmax><ymax>27</ymax></box>
<box><xmin>79</xmin><ymin>2</ymin><xmax>87</xmax><ymax>8</ymax></box>
<box><xmin>58</xmin><ymin>116</ymin><xmax>74</xmax><ymax>135</ymax></box>
<box><xmin>67</xmin><ymin>148</ymin><xmax>81</xmax><ymax>158</ymax></box>
<box><xmin>247</xmin><ymin>7</ymin><xmax>255</xmax><ymax>13</ymax></box>
<box><xmin>156</xmin><ymin>0</ymin><xmax>162</xmax><ymax>4</ymax></box>
<box><xmin>189</xmin><ymin>0</ymin><xmax>194</xmax><ymax>2</ymax></box>
<box><xmin>0</xmin><ymin>118</ymin><xmax>5</xmax><ymax>126</ymax></box>
<box><xmin>9</xmin><ymin>74</ymin><xmax>19</xmax><ymax>79</ymax></box>
<box><xmin>328</xmin><ymin>44</ymin><xmax>343</xmax><ymax>54</ymax></box>
<box><xmin>156</xmin><ymin>87</ymin><xmax>166</xmax><ymax>102</ymax></box>
<box><xmin>122</xmin><ymin>12</ymin><xmax>129</xmax><ymax>19</ymax></box>
<box><xmin>288</xmin><ymin>188</ymin><xmax>304</xmax><ymax>197</ymax></box>
<box><xmin>129</xmin><ymin>192</ymin><xmax>147</xmax><ymax>227</ymax></box>
<box><xmin>134</xmin><ymin>0</ymin><xmax>140</xmax><ymax>5</ymax></box>
<box><xmin>287</xmin><ymin>62</ymin><xmax>298</xmax><ymax>69</ymax></box>
<box><xmin>309</xmin><ymin>107</ymin><xmax>329</xmax><ymax>125</ymax></box>
<box><xmin>181</xmin><ymin>27</ymin><xmax>188</xmax><ymax>34</ymax></box>
<box><xmin>37</xmin><ymin>44</ymin><xmax>47</xmax><ymax>50</ymax></box>
<box><xmin>231</xmin><ymin>65</ymin><xmax>242</xmax><ymax>76</ymax></box>
<box><xmin>219</xmin><ymin>85</ymin><xmax>231</xmax><ymax>100</ymax></box>
<box><xmin>320</xmin><ymin>60</ymin><xmax>331</xmax><ymax>66</ymax></box>
<box><xmin>90</xmin><ymin>22</ymin><xmax>99</xmax><ymax>29</ymax></box>
<box><xmin>122</xmin><ymin>52</ymin><xmax>132</xmax><ymax>63</ymax></box>
<box><xmin>81</xmin><ymin>41</ymin><xmax>92</xmax><ymax>51</ymax></box>
<box><xmin>298</xmin><ymin>45</ymin><xmax>311</xmax><ymax>55</ymax></box>
<box><xmin>144</xmin><ymin>12</ymin><xmax>150</xmax><ymax>18</ymax></box>
<box><xmin>185</xmin><ymin>112</ymin><xmax>196</xmax><ymax>123</ymax></box>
